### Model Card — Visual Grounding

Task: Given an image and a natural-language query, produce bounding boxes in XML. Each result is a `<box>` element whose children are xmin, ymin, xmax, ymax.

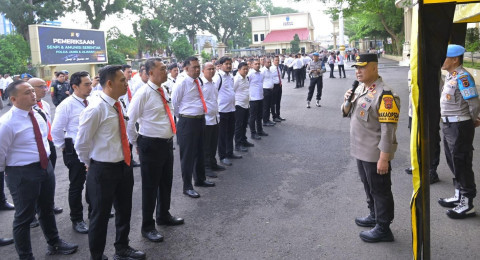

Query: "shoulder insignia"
<box><xmin>378</xmin><ymin>91</ymin><xmax>399</xmax><ymax>123</ymax></box>
<box><xmin>457</xmin><ymin>72</ymin><xmax>478</xmax><ymax>100</ymax></box>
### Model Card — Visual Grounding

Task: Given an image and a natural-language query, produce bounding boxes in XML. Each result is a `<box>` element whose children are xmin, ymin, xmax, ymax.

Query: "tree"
<box><xmin>107</xmin><ymin>27</ymin><xmax>137</xmax><ymax>59</ymax></box>
<box><xmin>167</xmin><ymin>0</ymin><xmax>204</xmax><ymax>50</ymax></box>
<box><xmin>171</xmin><ymin>35</ymin><xmax>194</xmax><ymax>61</ymax></box>
<box><xmin>72</xmin><ymin>0</ymin><xmax>142</xmax><ymax>29</ymax></box>
<box><xmin>0</xmin><ymin>0</ymin><xmax>68</xmax><ymax>41</ymax></box>
<box><xmin>466</xmin><ymin>27</ymin><xmax>480</xmax><ymax>65</ymax></box>
<box><xmin>133</xmin><ymin>18</ymin><xmax>170</xmax><ymax>58</ymax></box>
<box><xmin>290</xmin><ymin>34</ymin><xmax>300</xmax><ymax>54</ymax></box>
<box><xmin>0</xmin><ymin>34</ymin><xmax>30</xmax><ymax>74</ymax></box>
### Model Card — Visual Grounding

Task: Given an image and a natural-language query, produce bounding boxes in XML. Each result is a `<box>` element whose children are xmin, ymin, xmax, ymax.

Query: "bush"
<box><xmin>0</xmin><ymin>34</ymin><xmax>30</xmax><ymax>74</ymax></box>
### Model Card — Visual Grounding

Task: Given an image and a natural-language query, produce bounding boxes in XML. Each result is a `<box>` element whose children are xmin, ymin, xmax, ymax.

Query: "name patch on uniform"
<box><xmin>378</xmin><ymin>93</ymin><xmax>399</xmax><ymax>123</ymax></box>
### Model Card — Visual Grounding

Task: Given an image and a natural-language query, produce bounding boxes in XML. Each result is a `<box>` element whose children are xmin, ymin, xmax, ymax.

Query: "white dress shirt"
<box><xmin>201</xmin><ymin>76</ymin><xmax>219</xmax><ymax>126</ymax></box>
<box><xmin>271</xmin><ymin>65</ymin><xmax>281</xmax><ymax>85</ymax></box>
<box><xmin>213</xmin><ymin>70</ymin><xmax>235</xmax><ymax>113</ymax></box>
<box><xmin>75</xmin><ymin>92</ymin><xmax>126</xmax><ymax>166</ymax></box>
<box><xmin>127</xmin><ymin>80</ymin><xmax>174</xmax><ymax>146</ymax></box>
<box><xmin>0</xmin><ymin>106</ymin><xmax>50</xmax><ymax>171</ymax></box>
<box><xmin>33</xmin><ymin>99</ymin><xmax>52</xmax><ymax>124</ymax></box>
<box><xmin>292</xmin><ymin>58</ymin><xmax>304</xmax><ymax>70</ymax></box>
<box><xmin>285</xmin><ymin>57</ymin><xmax>294</xmax><ymax>68</ymax></box>
<box><xmin>247</xmin><ymin>69</ymin><xmax>264</xmax><ymax>101</ymax></box>
<box><xmin>51</xmin><ymin>93</ymin><xmax>88</xmax><ymax>148</ymax></box>
<box><xmin>303</xmin><ymin>56</ymin><xmax>312</xmax><ymax>66</ymax></box>
<box><xmin>0</xmin><ymin>78</ymin><xmax>5</xmax><ymax>90</ymax></box>
<box><xmin>261</xmin><ymin>67</ymin><xmax>274</xmax><ymax>89</ymax></box>
<box><xmin>234</xmin><ymin>73</ymin><xmax>250</xmax><ymax>109</ymax></box>
<box><xmin>171</xmin><ymin>74</ymin><xmax>206</xmax><ymax>117</ymax></box>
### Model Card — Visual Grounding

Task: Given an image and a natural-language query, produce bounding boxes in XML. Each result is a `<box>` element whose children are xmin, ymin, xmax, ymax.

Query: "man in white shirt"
<box><xmin>234</xmin><ymin>62</ymin><xmax>254</xmax><ymax>152</ymax></box>
<box><xmin>164</xmin><ymin>63</ymin><xmax>179</xmax><ymax>94</ymax></box>
<box><xmin>293</xmin><ymin>54</ymin><xmax>304</xmax><ymax>89</ymax></box>
<box><xmin>261</xmin><ymin>58</ymin><xmax>276</xmax><ymax>127</ymax></box>
<box><xmin>214</xmin><ymin>57</ymin><xmax>242</xmax><ymax>166</ymax></box>
<box><xmin>3</xmin><ymin>74</ymin><xmax>13</xmax><ymax>102</ymax></box>
<box><xmin>248</xmin><ymin>59</ymin><xmax>268</xmax><ymax>140</ymax></box>
<box><xmin>127</xmin><ymin>58</ymin><xmax>184</xmax><ymax>243</ymax></box>
<box><xmin>271</xmin><ymin>56</ymin><xmax>286</xmax><ymax>122</ymax></box>
<box><xmin>75</xmin><ymin>65</ymin><xmax>146</xmax><ymax>260</ymax></box>
<box><xmin>284</xmin><ymin>55</ymin><xmax>294</xmax><ymax>82</ymax></box>
<box><xmin>202</xmin><ymin>62</ymin><xmax>225</xmax><ymax>178</ymax></box>
<box><xmin>131</xmin><ymin>67</ymin><xmax>149</xmax><ymax>95</ymax></box>
<box><xmin>302</xmin><ymin>54</ymin><xmax>312</xmax><ymax>87</ymax></box>
<box><xmin>328</xmin><ymin>52</ymin><xmax>337</xmax><ymax>78</ymax></box>
<box><xmin>51</xmin><ymin>71</ymin><xmax>92</xmax><ymax>234</ymax></box>
<box><xmin>131</xmin><ymin>64</ymin><xmax>145</xmax><ymax>92</ymax></box>
<box><xmin>0</xmin><ymin>81</ymin><xmax>78</xmax><ymax>259</ymax></box>
<box><xmin>0</xmin><ymin>74</ymin><xmax>5</xmax><ymax>100</ymax></box>
<box><xmin>172</xmin><ymin>56</ymin><xmax>215</xmax><ymax>199</ymax></box>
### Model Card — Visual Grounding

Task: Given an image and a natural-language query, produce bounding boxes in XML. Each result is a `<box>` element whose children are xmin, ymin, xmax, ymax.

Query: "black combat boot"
<box><xmin>446</xmin><ymin>196</ymin><xmax>476</xmax><ymax>219</ymax></box>
<box><xmin>359</xmin><ymin>223</ymin><xmax>394</xmax><ymax>243</ymax></box>
<box><xmin>355</xmin><ymin>212</ymin><xmax>376</xmax><ymax>227</ymax></box>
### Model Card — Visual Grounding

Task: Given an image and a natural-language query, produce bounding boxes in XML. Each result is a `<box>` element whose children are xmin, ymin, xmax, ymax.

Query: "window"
<box><xmin>254</xmin><ymin>34</ymin><xmax>258</xmax><ymax>42</ymax></box>
<box><xmin>260</xmin><ymin>34</ymin><xmax>265</xmax><ymax>41</ymax></box>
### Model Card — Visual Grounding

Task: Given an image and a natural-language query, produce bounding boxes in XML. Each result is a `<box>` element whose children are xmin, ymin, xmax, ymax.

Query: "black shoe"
<box><xmin>30</xmin><ymin>217</ymin><xmax>39</xmax><ymax>228</ymax></box>
<box><xmin>277</xmin><ymin>116</ymin><xmax>286</xmax><ymax>121</ymax></box>
<box><xmin>446</xmin><ymin>196</ymin><xmax>476</xmax><ymax>219</ymax></box>
<box><xmin>430</xmin><ymin>172</ymin><xmax>440</xmax><ymax>184</ymax></box>
<box><xmin>251</xmin><ymin>133</ymin><xmax>261</xmax><ymax>140</ymax></box>
<box><xmin>405</xmin><ymin>168</ymin><xmax>412</xmax><ymax>175</ymax></box>
<box><xmin>0</xmin><ymin>201</ymin><xmax>14</xmax><ymax>210</ymax></box>
<box><xmin>227</xmin><ymin>153</ymin><xmax>243</xmax><ymax>159</ymax></box>
<box><xmin>109</xmin><ymin>210</ymin><xmax>115</xmax><ymax>218</ymax></box>
<box><xmin>359</xmin><ymin>224</ymin><xmax>394</xmax><ymax>243</ymax></box>
<box><xmin>439</xmin><ymin>189</ymin><xmax>460</xmax><ymax>208</ymax></box>
<box><xmin>183</xmin><ymin>189</ymin><xmax>200</xmax><ymax>198</ymax></box>
<box><xmin>141</xmin><ymin>229</ymin><xmax>164</xmax><ymax>242</ymax></box>
<box><xmin>114</xmin><ymin>246</ymin><xmax>146</xmax><ymax>260</ymax></box>
<box><xmin>0</xmin><ymin>237</ymin><xmax>14</xmax><ymax>247</ymax></box>
<box><xmin>132</xmin><ymin>160</ymin><xmax>141</xmax><ymax>167</ymax></box>
<box><xmin>258</xmin><ymin>131</ymin><xmax>268</xmax><ymax>136</ymax></box>
<box><xmin>235</xmin><ymin>145</ymin><xmax>248</xmax><ymax>152</ymax></box>
<box><xmin>205</xmin><ymin>170</ymin><xmax>218</xmax><ymax>178</ymax></box>
<box><xmin>220</xmin><ymin>158</ymin><xmax>232</xmax><ymax>166</ymax></box>
<box><xmin>72</xmin><ymin>220</ymin><xmax>88</xmax><ymax>234</ymax></box>
<box><xmin>194</xmin><ymin>180</ymin><xmax>215</xmax><ymax>187</ymax></box>
<box><xmin>273</xmin><ymin>118</ymin><xmax>282</xmax><ymax>122</ymax></box>
<box><xmin>315</xmin><ymin>100</ymin><xmax>321</xmax><ymax>107</ymax></box>
<box><xmin>47</xmin><ymin>239</ymin><xmax>79</xmax><ymax>255</ymax></box>
<box><xmin>53</xmin><ymin>206</ymin><xmax>63</xmax><ymax>214</ymax></box>
<box><xmin>211</xmin><ymin>164</ymin><xmax>226</xmax><ymax>171</ymax></box>
<box><xmin>355</xmin><ymin>213</ymin><xmax>376</xmax><ymax>227</ymax></box>
<box><xmin>243</xmin><ymin>141</ymin><xmax>254</xmax><ymax>147</ymax></box>
<box><xmin>156</xmin><ymin>213</ymin><xmax>184</xmax><ymax>226</ymax></box>
<box><xmin>263</xmin><ymin>121</ymin><xmax>275</xmax><ymax>126</ymax></box>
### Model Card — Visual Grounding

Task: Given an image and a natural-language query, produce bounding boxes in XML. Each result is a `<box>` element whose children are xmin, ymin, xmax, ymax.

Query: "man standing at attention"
<box><xmin>75</xmin><ymin>65</ymin><xmax>146</xmax><ymax>260</ymax></box>
<box><xmin>342</xmin><ymin>54</ymin><xmax>400</xmax><ymax>243</ymax></box>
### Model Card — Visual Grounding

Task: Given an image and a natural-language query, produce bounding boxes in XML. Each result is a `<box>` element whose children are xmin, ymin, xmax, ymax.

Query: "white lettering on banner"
<box><xmin>52</xmin><ymin>38</ymin><xmax>96</xmax><ymax>45</ymax></box>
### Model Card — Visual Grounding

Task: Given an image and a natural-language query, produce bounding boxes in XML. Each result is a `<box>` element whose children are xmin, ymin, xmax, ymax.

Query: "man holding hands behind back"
<box><xmin>342</xmin><ymin>54</ymin><xmax>400</xmax><ymax>243</ymax></box>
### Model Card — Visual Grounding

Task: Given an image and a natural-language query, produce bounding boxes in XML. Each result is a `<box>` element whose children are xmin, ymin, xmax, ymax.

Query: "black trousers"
<box><xmin>48</xmin><ymin>140</ymin><xmax>57</xmax><ymax>169</ymax></box>
<box><xmin>136</xmin><ymin>135</ymin><xmax>174</xmax><ymax>230</ymax></box>
<box><xmin>218</xmin><ymin>111</ymin><xmax>235</xmax><ymax>159</ymax></box>
<box><xmin>249</xmin><ymin>100</ymin><xmax>263</xmax><ymax>134</ymax></box>
<box><xmin>442</xmin><ymin>120</ymin><xmax>477</xmax><ymax>198</ymax></box>
<box><xmin>63</xmin><ymin>148</ymin><xmax>87</xmax><ymax>222</ymax></box>
<box><xmin>235</xmin><ymin>106</ymin><xmax>249</xmax><ymax>146</ymax></box>
<box><xmin>87</xmin><ymin>160</ymin><xmax>133</xmax><ymax>260</ymax></box>
<box><xmin>204</xmin><ymin>124</ymin><xmax>219</xmax><ymax>168</ymax></box>
<box><xmin>5</xmin><ymin>161</ymin><xmax>59</xmax><ymax>259</ymax></box>
<box><xmin>279</xmin><ymin>64</ymin><xmax>285</xmax><ymax>78</ymax></box>
<box><xmin>294</xmin><ymin>69</ymin><xmax>303</xmax><ymax>88</ymax></box>
<box><xmin>0</xmin><ymin>171</ymin><xmax>6</xmax><ymax>203</ymax></box>
<box><xmin>263</xmin><ymin>89</ymin><xmax>274</xmax><ymax>122</ymax></box>
<box><xmin>177</xmin><ymin>117</ymin><xmax>206</xmax><ymax>190</ymax></box>
<box><xmin>329</xmin><ymin>64</ymin><xmax>335</xmax><ymax>78</ymax></box>
<box><xmin>338</xmin><ymin>65</ymin><xmax>345</xmax><ymax>77</ymax></box>
<box><xmin>302</xmin><ymin>66</ymin><xmax>307</xmax><ymax>81</ymax></box>
<box><xmin>288</xmin><ymin>67</ymin><xmax>294</xmax><ymax>82</ymax></box>
<box><xmin>307</xmin><ymin>76</ymin><xmax>323</xmax><ymax>102</ymax></box>
<box><xmin>271</xmin><ymin>84</ymin><xmax>282</xmax><ymax>119</ymax></box>
<box><xmin>0</xmin><ymin>89</ymin><xmax>5</xmax><ymax>100</ymax></box>
<box><xmin>356</xmin><ymin>160</ymin><xmax>394</xmax><ymax>225</ymax></box>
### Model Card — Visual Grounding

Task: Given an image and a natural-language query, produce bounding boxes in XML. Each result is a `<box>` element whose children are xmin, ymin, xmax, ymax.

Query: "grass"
<box><xmin>464</xmin><ymin>60</ymin><xmax>480</xmax><ymax>70</ymax></box>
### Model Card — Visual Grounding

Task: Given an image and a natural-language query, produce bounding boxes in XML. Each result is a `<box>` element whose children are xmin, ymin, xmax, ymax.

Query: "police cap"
<box><xmin>351</xmin><ymin>53</ymin><xmax>378</xmax><ymax>67</ymax></box>
<box><xmin>446</xmin><ymin>44</ymin><xmax>465</xmax><ymax>58</ymax></box>
<box><xmin>313</xmin><ymin>52</ymin><xmax>320</xmax><ymax>56</ymax></box>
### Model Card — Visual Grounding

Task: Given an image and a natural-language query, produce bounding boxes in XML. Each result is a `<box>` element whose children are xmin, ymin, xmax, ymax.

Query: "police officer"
<box><xmin>342</xmin><ymin>54</ymin><xmax>400</xmax><ymax>243</ymax></box>
<box><xmin>306</xmin><ymin>52</ymin><xmax>326</xmax><ymax>108</ymax></box>
<box><xmin>437</xmin><ymin>44</ymin><xmax>480</xmax><ymax>219</ymax></box>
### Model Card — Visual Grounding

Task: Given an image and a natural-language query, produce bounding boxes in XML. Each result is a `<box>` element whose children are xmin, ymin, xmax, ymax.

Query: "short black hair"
<box><xmin>218</xmin><ymin>56</ymin><xmax>232</xmax><ymax>64</ymax></box>
<box><xmin>6</xmin><ymin>80</ymin><xmax>28</xmax><ymax>97</ymax></box>
<box><xmin>70</xmin><ymin>71</ymin><xmax>90</xmax><ymax>87</ymax></box>
<box><xmin>168</xmin><ymin>63</ymin><xmax>178</xmax><ymax>71</ymax></box>
<box><xmin>183</xmin><ymin>56</ymin><xmax>199</xmax><ymax>68</ymax></box>
<box><xmin>145</xmin><ymin>58</ymin><xmax>163</xmax><ymax>74</ymax></box>
<box><xmin>99</xmin><ymin>65</ymin><xmax>122</xmax><ymax>87</ymax></box>
<box><xmin>121</xmin><ymin>64</ymin><xmax>132</xmax><ymax>71</ymax></box>
<box><xmin>55</xmin><ymin>71</ymin><xmax>65</xmax><ymax>77</ymax></box>
<box><xmin>238</xmin><ymin>62</ymin><xmax>248</xmax><ymax>70</ymax></box>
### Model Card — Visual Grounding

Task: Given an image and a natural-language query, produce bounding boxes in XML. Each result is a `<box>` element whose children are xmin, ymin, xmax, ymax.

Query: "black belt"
<box><xmin>179</xmin><ymin>114</ymin><xmax>204</xmax><ymax>119</ymax></box>
<box><xmin>6</xmin><ymin>162</ymin><xmax>42</xmax><ymax>169</ymax></box>
<box><xmin>90</xmin><ymin>159</ymin><xmax>125</xmax><ymax>166</ymax></box>
<box><xmin>138</xmin><ymin>135</ymin><xmax>173</xmax><ymax>143</ymax></box>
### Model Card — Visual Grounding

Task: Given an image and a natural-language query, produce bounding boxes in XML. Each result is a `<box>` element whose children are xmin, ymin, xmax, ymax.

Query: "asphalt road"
<box><xmin>0</xmin><ymin>59</ymin><xmax>479</xmax><ymax>259</ymax></box>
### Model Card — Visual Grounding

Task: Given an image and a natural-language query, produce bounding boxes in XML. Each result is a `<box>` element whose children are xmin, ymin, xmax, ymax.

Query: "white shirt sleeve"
<box><xmin>51</xmin><ymin>102</ymin><xmax>68</xmax><ymax>148</ymax></box>
<box><xmin>0</xmin><ymin>123</ymin><xmax>14</xmax><ymax>171</ymax></box>
<box><xmin>126</xmin><ymin>89</ymin><xmax>144</xmax><ymax>146</ymax></box>
<box><xmin>74</xmin><ymin>106</ymin><xmax>102</xmax><ymax>166</ymax></box>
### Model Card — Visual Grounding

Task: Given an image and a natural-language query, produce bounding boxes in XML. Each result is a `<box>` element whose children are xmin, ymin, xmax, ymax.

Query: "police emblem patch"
<box><xmin>446</xmin><ymin>94</ymin><xmax>451</xmax><ymax>100</ymax></box>
<box><xmin>378</xmin><ymin>92</ymin><xmax>399</xmax><ymax>123</ymax></box>
<box><xmin>452</xmin><ymin>71</ymin><xmax>458</xmax><ymax>77</ymax></box>
<box><xmin>360</xmin><ymin>110</ymin><xmax>365</xmax><ymax>117</ymax></box>
<box><xmin>383</xmin><ymin>97</ymin><xmax>393</xmax><ymax>109</ymax></box>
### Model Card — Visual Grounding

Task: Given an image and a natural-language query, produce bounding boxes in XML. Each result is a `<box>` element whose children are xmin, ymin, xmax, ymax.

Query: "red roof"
<box><xmin>262</xmin><ymin>28</ymin><xmax>310</xmax><ymax>43</ymax></box>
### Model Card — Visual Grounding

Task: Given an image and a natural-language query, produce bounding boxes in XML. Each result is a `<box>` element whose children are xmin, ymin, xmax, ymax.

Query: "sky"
<box><xmin>58</xmin><ymin>0</ymin><xmax>335</xmax><ymax>40</ymax></box>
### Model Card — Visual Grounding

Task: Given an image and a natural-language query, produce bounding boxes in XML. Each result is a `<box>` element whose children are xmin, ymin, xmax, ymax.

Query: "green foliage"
<box><xmin>72</xmin><ymin>0</ymin><xmax>140</xmax><ymax>29</ymax></box>
<box><xmin>201</xmin><ymin>51</ymin><xmax>211</xmax><ymax>62</ymax></box>
<box><xmin>133</xmin><ymin>18</ymin><xmax>170</xmax><ymax>58</ymax></box>
<box><xmin>465</xmin><ymin>28</ymin><xmax>480</xmax><ymax>64</ymax></box>
<box><xmin>290</xmin><ymin>34</ymin><xmax>300</xmax><ymax>54</ymax></box>
<box><xmin>270</xmin><ymin>6</ymin><xmax>299</xmax><ymax>15</ymax></box>
<box><xmin>107</xmin><ymin>49</ymin><xmax>126</xmax><ymax>65</ymax></box>
<box><xmin>107</xmin><ymin>27</ymin><xmax>137</xmax><ymax>60</ymax></box>
<box><xmin>171</xmin><ymin>36</ymin><xmax>195</xmax><ymax>61</ymax></box>
<box><xmin>0</xmin><ymin>34</ymin><xmax>30</xmax><ymax>74</ymax></box>
<box><xmin>0</xmin><ymin>0</ymin><xmax>69</xmax><ymax>41</ymax></box>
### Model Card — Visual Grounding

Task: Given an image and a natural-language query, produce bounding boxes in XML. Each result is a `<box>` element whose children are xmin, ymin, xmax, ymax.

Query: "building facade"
<box><xmin>249</xmin><ymin>13</ymin><xmax>315</xmax><ymax>54</ymax></box>
<box><xmin>0</xmin><ymin>14</ymin><xmax>15</xmax><ymax>35</ymax></box>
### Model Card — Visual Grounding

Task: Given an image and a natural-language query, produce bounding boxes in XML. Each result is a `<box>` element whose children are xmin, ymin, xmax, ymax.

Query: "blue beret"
<box><xmin>446</xmin><ymin>44</ymin><xmax>465</xmax><ymax>58</ymax></box>
<box><xmin>313</xmin><ymin>52</ymin><xmax>320</xmax><ymax>56</ymax></box>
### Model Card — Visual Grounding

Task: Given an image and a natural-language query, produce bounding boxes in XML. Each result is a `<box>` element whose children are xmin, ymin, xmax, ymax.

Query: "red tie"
<box><xmin>28</xmin><ymin>110</ymin><xmax>49</xmax><ymax>169</ymax></box>
<box><xmin>83</xmin><ymin>99</ymin><xmax>89</xmax><ymax>107</ymax></box>
<box><xmin>158</xmin><ymin>87</ymin><xmax>177</xmax><ymax>134</ymax></box>
<box><xmin>277</xmin><ymin>66</ymin><xmax>282</xmax><ymax>85</ymax></box>
<box><xmin>194</xmin><ymin>79</ymin><xmax>208</xmax><ymax>113</ymax></box>
<box><xmin>114</xmin><ymin>101</ymin><xmax>131</xmax><ymax>166</ymax></box>
<box><xmin>127</xmin><ymin>85</ymin><xmax>132</xmax><ymax>102</ymax></box>
<box><xmin>36</xmin><ymin>101</ymin><xmax>53</xmax><ymax>141</ymax></box>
